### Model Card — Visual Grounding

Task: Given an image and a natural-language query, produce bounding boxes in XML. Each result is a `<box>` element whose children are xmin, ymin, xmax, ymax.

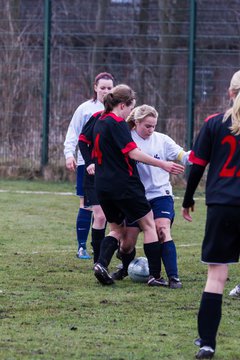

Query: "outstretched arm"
<box><xmin>182</xmin><ymin>164</ymin><xmax>205</xmax><ymax>221</ymax></box>
<box><xmin>128</xmin><ymin>147</ymin><xmax>185</xmax><ymax>175</ymax></box>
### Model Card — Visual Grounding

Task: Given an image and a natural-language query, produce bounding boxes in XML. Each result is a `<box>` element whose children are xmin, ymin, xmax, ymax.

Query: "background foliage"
<box><xmin>0</xmin><ymin>0</ymin><xmax>240</xmax><ymax>178</ymax></box>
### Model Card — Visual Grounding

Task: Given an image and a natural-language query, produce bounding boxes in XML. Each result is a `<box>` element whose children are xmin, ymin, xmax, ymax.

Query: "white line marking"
<box><xmin>0</xmin><ymin>243</ymin><xmax>200</xmax><ymax>256</ymax></box>
<box><xmin>0</xmin><ymin>189</ymin><xmax>205</xmax><ymax>201</ymax></box>
<box><xmin>0</xmin><ymin>189</ymin><xmax>75</xmax><ymax>196</ymax></box>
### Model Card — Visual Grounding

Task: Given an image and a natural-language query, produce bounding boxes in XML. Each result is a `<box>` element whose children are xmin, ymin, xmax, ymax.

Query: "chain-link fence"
<box><xmin>0</xmin><ymin>0</ymin><xmax>239</xmax><ymax>180</ymax></box>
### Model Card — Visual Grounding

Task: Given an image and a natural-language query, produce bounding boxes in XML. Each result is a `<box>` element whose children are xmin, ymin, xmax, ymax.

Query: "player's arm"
<box><xmin>163</xmin><ymin>135</ymin><xmax>192</xmax><ymax>165</ymax></box>
<box><xmin>65</xmin><ymin>156</ymin><xmax>77</xmax><ymax>171</ymax></box>
<box><xmin>129</xmin><ymin>147</ymin><xmax>185</xmax><ymax>175</ymax></box>
<box><xmin>64</xmin><ymin>121</ymin><xmax>78</xmax><ymax>171</ymax></box>
<box><xmin>78</xmin><ymin>114</ymin><xmax>99</xmax><ymax>174</ymax></box>
<box><xmin>64</xmin><ymin>107</ymin><xmax>84</xmax><ymax>171</ymax></box>
<box><xmin>111</xmin><ymin>121</ymin><xmax>184</xmax><ymax>174</ymax></box>
<box><xmin>177</xmin><ymin>150</ymin><xmax>192</xmax><ymax>165</ymax></box>
<box><xmin>181</xmin><ymin>164</ymin><xmax>205</xmax><ymax>222</ymax></box>
<box><xmin>78</xmin><ymin>134</ymin><xmax>92</xmax><ymax>168</ymax></box>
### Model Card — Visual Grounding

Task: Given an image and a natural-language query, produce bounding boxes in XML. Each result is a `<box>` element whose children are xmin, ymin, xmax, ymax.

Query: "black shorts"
<box><xmin>84</xmin><ymin>187</ymin><xmax>100</xmax><ymax>207</ymax></box>
<box><xmin>99</xmin><ymin>196</ymin><xmax>151</xmax><ymax>225</ymax></box>
<box><xmin>126</xmin><ymin>195</ymin><xmax>175</xmax><ymax>228</ymax></box>
<box><xmin>202</xmin><ymin>205</ymin><xmax>240</xmax><ymax>264</ymax></box>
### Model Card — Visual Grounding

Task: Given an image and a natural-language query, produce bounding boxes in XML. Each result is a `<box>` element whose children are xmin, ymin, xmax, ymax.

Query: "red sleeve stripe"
<box><xmin>101</xmin><ymin>112</ymin><xmax>124</xmax><ymax>122</ymax></box>
<box><xmin>189</xmin><ymin>151</ymin><xmax>208</xmax><ymax>166</ymax></box>
<box><xmin>124</xmin><ymin>155</ymin><xmax>134</xmax><ymax>176</ymax></box>
<box><xmin>121</xmin><ymin>141</ymin><xmax>137</xmax><ymax>154</ymax></box>
<box><xmin>204</xmin><ymin>113</ymin><xmax>220</xmax><ymax>122</ymax></box>
<box><xmin>93</xmin><ymin>110</ymin><xmax>103</xmax><ymax>118</ymax></box>
<box><xmin>78</xmin><ymin>134</ymin><xmax>91</xmax><ymax>145</ymax></box>
<box><xmin>111</xmin><ymin>113</ymin><xmax>124</xmax><ymax>122</ymax></box>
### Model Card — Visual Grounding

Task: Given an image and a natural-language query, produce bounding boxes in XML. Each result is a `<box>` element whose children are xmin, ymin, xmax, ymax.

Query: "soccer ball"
<box><xmin>128</xmin><ymin>257</ymin><xmax>149</xmax><ymax>283</ymax></box>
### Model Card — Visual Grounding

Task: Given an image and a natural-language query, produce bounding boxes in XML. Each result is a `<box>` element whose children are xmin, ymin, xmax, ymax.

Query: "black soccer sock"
<box><xmin>98</xmin><ymin>236</ymin><xmax>119</xmax><ymax>268</ymax></box>
<box><xmin>91</xmin><ymin>228</ymin><xmax>106</xmax><ymax>263</ymax></box>
<box><xmin>144</xmin><ymin>241</ymin><xmax>161</xmax><ymax>279</ymax></box>
<box><xmin>120</xmin><ymin>248</ymin><xmax>136</xmax><ymax>274</ymax></box>
<box><xmin>198</xmin><ymin>291</ymin><xmax>222</xmax><ymax>350</ymax></box>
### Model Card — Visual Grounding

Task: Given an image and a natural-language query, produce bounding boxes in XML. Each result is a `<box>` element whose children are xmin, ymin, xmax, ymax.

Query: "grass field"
<box><xmin>0</xmin><ymin>179</ymin><xmax>239</xmax><ymax>360</ymax></box>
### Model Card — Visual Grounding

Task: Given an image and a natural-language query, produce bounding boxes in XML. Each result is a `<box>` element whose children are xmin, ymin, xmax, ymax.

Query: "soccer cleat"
<box><xmin>169</xmin><ymin>276</ymin><xmax>183</xmax><ymax>289</ymax></box>
<box><xmin>195</xmin><ymin>346</ymin><xmax>215</xmax><ymax>359</ymax></box>
<box><xmin>148</xmin><ymin>275</ymin><xmax>168</xmax><ymax>287</ymax></box>
<box><xmin>94</xmin><ymin>263</ymin><xmax>114</xmax><ymax>285</ymax></box>
<box><xmin>111</xmin><ymin>268</ymin><xmax>128</xmax><ymax>281</ymax></box>
<box><xmin>194</xmin><ymin>338</ymin><xmax>201</xmax><ymax>347</ymax></box>
<box><xmin>229</xmin><ymin>284</ymin><xmax>240</xmax><ymax>298</ymax></box>
<box><xmin>76</xmin><ymin>247</ymin><xmax>91</xmax><ymax>260</ymax></box>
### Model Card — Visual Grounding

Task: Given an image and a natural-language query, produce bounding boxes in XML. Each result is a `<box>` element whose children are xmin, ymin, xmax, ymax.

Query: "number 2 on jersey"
<box><xmin>219</xmin><ymin>135</ymin><xmax>240</xmax><ymax>177</ymax></box>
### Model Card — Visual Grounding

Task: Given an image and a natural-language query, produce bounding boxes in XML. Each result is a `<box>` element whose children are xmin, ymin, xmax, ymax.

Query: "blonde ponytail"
<box><xmin>126</xmin><ymin>107</ymin><xmax>139</xmax><ymax>129</ymax></box>
<box><xmin>230</xmin><ymin>92</ymin><xmax>240</xmax><ymax>135</ymax></box>
<box><xmin>223</xmin><ymin>70</ymin><xmax>240</xmax><ymax>135</ymax></box>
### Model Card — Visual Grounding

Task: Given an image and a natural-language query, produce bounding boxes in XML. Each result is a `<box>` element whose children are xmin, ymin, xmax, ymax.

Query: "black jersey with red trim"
<box><xmin>189</xmin><ymin>112</ymin><xmax>240</xmax><ymax>205</ymax></box>
<box><xmin>90</xmin><ymin>112</ymin><xmax>146</xmax><ymax>200</ymax></box>
<box><xmin>79</xmin><ymin>111</ymin><xmax>102</xmax><ymax>189</ymax></box>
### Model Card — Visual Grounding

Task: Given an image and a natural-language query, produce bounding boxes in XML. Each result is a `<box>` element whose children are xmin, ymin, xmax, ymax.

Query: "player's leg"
<box><xmin>155</xmin><ymin>217</ymin><xmax>182</xmax><ymax>288</ymax></box>
<box><xmin>94</xmin><ymin>221</ymin><xmax>124</xmax><ymax>285</ymax></box>
<box><xmin>91</xmin><ymin>204</ymin><xmax>107</xmax><ymax>263</ymax></box>
<box><xmin>111</xmin><ymin>226</ymin><xmax>139</xmax><ymax>280</ymax></box>
<box><xmin>76</xmin><ymin>165</ymin><xmax>92</xmax><ymax>259</ymax></box>
<box><xmin>93</xmin><ymin>199</ymin><xmax>125</xmax><ymax>285</ymax></box>
<box><xmin>196</xmin><ymin>204</ymin><xmax>240</xmax><ymax>359</ymax></box>
<box><xmin>138</xmin><ymin>211</ymin><xmax>165</xmax><ymax>286</ymax></box>
<box><xmin>116</xmin><ymin>196</ymin><xmax>164</xmax><ymax>287</ymax></box>
<box><xmin>151</xmin><ymin>196</ymin><xmax>182</xmax><ymax>288</ymax></box>
<box><xmin>196</xmin><ymin>264</ymin><xmax>227</xmax><ymax>359</ymax></box>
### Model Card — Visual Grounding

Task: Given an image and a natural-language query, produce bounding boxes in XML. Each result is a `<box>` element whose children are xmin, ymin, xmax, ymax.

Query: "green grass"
<box><xmin>0</xmin><ymin>180</ymin><xmax>239</xmax><ymax>360</ymax></box>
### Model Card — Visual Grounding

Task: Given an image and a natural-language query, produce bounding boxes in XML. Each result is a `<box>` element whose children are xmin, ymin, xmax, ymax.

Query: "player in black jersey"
<box><xmin>79</xmin><ymin>84</ymin><xmax>184</xmax><ymax>286</ymax></box>
<box><xmin>182</xmin><ymin>70</ymin><xmax>240</xmax><ymax>359</ymax></box>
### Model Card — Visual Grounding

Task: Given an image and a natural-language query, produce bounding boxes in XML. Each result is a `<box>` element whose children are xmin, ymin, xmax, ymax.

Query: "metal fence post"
<box><xmin>41</xmin><ymin>0</ymin><xmax>51</xmax><ymax>169</ymax></box>
<box><xmin>187</xmin><ymin>0</ymin><xmax>197</xmax><ymax>151</ymax></box>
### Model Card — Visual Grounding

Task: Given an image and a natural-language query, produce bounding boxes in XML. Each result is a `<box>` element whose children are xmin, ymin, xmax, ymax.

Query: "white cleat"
<box><xmin>229</xmin><ymin>284</ymin><xmax>240</xmax><ymax>298</ymax></box>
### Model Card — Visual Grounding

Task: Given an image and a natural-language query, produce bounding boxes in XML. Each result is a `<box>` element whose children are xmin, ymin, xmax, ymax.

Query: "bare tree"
<box><xmin>0</xmin><ymin>1</ymin><xmax>43</xmax><ymax>167</ymax></box>
<box><xmin>90</xmin><ymin>0</ymin><xmax>111</xmax><ymax>80</ymax></box>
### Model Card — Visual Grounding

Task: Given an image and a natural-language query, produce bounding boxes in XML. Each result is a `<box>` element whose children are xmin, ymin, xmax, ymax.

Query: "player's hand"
<box><xmin>181</xmin><ymin>206</ymin><xmax>194</xmax><ymax>222</ymax></box>
<box><xmin>86</xmin><ymin>163</ymin><xmax>95</xmax><ymax>175</ymax></box>
<box><xmin>161</xmin><ymin>161</ymin><xmax>185</xmax><ymax>175</ymax></box>
<box><xmin>66</xmin><ymin>156</ymin><xmax>77</xmax><ymax>171</ymax></box>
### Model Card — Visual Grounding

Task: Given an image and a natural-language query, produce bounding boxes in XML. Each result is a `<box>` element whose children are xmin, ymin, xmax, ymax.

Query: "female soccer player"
<box><xmin>64</xmin><ymin>72</ymin><xmax>114</xmax><ymax>259</ymax></box>
<box><xmin>112</xmin><ymin>104</ymin><xmax>191</xmax><ymax>288</ymax></box>
<box><xmin>182</xmin><ymin>69</ymin><xmax>240</xmax><ymax>359</ymax></box>
<box><xmin>79</xmin><ymin>84</ymin><xmax>184</xmax><ymax>285</ymax></box>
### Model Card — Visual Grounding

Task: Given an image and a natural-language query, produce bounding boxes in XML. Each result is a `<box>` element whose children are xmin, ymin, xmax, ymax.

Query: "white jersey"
<box><xmin>131</xmin><ymin>130</ymin><xmax>188</xmax><ymax>201</ymax></box>
<box><xmin>64</xmin><ymin>99</ymin><xmax>104</xmax><ymax>166</ymax></box>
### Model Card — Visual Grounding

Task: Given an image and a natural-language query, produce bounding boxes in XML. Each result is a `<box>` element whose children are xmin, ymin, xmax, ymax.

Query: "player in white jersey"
<box><xmin>112</xmin><ymin>104</ymin><xmax>191</xmax><ymax>288</ymax></box>
<box><xmin>64</xmin><ymin>72</ymin><xmax>114</xmax><ymax>259</ymax></box>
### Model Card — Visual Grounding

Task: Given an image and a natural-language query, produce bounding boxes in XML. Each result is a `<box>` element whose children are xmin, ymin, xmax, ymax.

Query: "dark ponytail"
<box><xmin>103</xmin><ymin>84</ymin><xmax>136</xmax><ymax>114</ymax></box>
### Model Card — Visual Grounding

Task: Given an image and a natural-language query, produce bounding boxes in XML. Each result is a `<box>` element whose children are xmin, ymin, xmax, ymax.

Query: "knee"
<box><xmin>209</xmin><ymin>265</ymin><xmax>228</xmax><ymax>284</ymax></box>
<box><xmin>157</xmin><ymin>227</ymin><xmax>166</xmax><ymax>243</ymax></box>
<box><xmin>93</xmin><ymin>213</ymin><xmax>106</xmax><ymax>228</ymax></box>
<box><xmin>109</xmin><ymin>230</ymin><xmax>122</xmax><ymax>242</ymax></box>
<box><xmin>120</xmin><ymin>241</ymin><xmax>134</xmax><ymax>254</ymax></box>
<box><xmin>97</xmin><ymin>214</ymin><xmax>106</xmax><ymax>227</ymax></box>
